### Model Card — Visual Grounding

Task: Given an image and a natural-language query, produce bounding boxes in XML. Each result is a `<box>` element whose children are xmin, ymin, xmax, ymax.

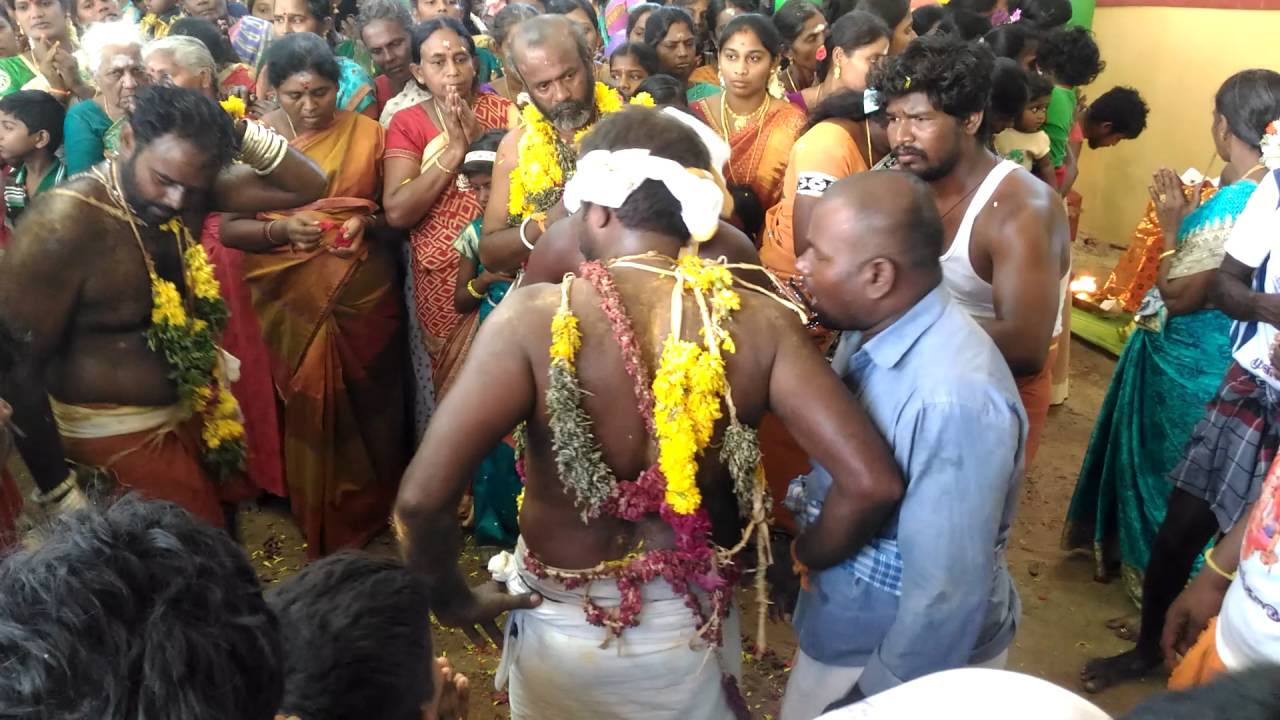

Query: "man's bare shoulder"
<box><xmin>7</xmin><ymin>177</ymin><xmax>108</xmax><ymax>261</ymax></box>
<box><xmin>484</xmin><ymin>281</ymin><xmax>561</xmax><ymax>333</ymax></box>
<box><xmin>733</xmin><ymin>287</ymin><xmax>811</xmax><ymax>345</ymax></box>
<box><xmin>497</xmin><ymin>125</ymin><xmax>526</xmax><ymax>157</ymax></box>
<box><xmin>989</xmin><ymin>165</ymin><xmax>1060</xmax><ymax>221</ymax></box>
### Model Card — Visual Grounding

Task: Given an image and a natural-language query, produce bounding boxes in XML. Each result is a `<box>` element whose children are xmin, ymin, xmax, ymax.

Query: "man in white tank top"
<box><xmin>869</xmin><ymin>35</ymin><xmax>1071</xmax><ymax>465</ymax></box>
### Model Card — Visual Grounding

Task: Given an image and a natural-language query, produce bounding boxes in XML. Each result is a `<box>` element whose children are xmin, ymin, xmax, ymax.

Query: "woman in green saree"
<box><xmin>0</xmin><ymin>0</ymin><xmax>94</xmax><ymax>102</ymax></box>
<box><xmin>63</xmin><ymin>20</ymin><xmax>147</xmax><ymax>173</ymax></box>
<box><xmin>1062</xmin><ymin>71</ymin><xmax>1279</xmax><ymax>611</ymax></box>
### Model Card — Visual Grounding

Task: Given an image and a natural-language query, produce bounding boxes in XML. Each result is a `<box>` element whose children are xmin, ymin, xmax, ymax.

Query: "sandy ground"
<box><xmin>225</xmin><ymin>336</ymin><xmax>1170</xmax><ymax>719</ymax></box>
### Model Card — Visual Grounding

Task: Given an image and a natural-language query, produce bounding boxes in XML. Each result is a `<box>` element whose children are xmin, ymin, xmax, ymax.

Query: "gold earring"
<box><xmin>768</xmin><ymin>66</ymin><xmax>784</xmax><ymax>99</ymax></box>
<box><xmin>833</xmin><ymin>64</ymin><xmax>842</xmax><ymax>80</ymax></box>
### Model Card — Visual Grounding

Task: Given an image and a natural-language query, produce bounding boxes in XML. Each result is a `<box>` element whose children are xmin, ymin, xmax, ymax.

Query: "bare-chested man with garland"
<box><xmin>396</xmin><ymin>106</ymin><xmax>904</xmax><ymax>719</ymax></box>
<box><xmin>0</xmin><ymin>85</ymin><xmax>325</xmax><ymax>527</ymax></box>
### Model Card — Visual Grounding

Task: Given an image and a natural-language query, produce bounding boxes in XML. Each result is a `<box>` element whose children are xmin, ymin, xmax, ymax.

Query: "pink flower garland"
<box><xmin>580</xmin><ymin>261</ymin><xmax>656</xmax><ymax>434</ymax></box>
<box><xmin>518</xmin><ymin>262</ymin><xmax>742</xmax><ymax>647</ymax></box>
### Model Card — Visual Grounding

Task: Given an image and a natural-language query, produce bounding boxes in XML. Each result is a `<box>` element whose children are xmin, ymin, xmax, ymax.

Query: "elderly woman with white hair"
<box><xmin>63</xmin><ymin>18</ymin><xmax>148</xmax><ymax>173</ymax></box>
<box><xmin>142</xmin><ymin>33</ymin><xmax>217</xmax><ymax>99</ymax></box>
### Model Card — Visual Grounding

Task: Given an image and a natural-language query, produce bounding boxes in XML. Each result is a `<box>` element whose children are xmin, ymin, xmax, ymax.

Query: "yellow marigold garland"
<box><xmin>550</xmin><ymin>306</ymin><xmax>582</xmax><ymax>368</ymax></box>
<box><xmin>652</xmin><ymin>255</ymin><xmax>742</xmax><ymax>515</ymax></box>
<box><xmin>507</xmin><ymin>83</ymin><xmax>655</xmax><ymax>226</ymax></box>
<box><xmin>145</xmin><ymin>220</ymin><xmax>247</xmax><ymax>480</ymax></box>
<box><xmin>219</xmin><ymin>96</ymin><xmax>247</xmax><ymax>121</ymax></box>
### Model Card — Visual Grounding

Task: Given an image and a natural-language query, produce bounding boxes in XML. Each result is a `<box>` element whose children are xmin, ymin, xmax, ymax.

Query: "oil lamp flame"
<box><xmin>1070</xmin><ymin>275</ymin><xmax>1098</xmax><ymax>300</ymax></box>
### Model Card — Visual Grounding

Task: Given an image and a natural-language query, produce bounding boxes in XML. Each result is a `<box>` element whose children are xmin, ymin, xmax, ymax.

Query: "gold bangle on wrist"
<box><xmin>1203</xmin><ymin>547</ymin><xmax>1237</xmax><ymax>581</ymax></box>
<box><xmin>1159</xmin><ymin>249</ymin><xmax>1178</xmax><ymax>261</ymax></box>
<box><xmin>432</xmin><ymin>154</ymin><xmax>459</xmax><ymax>175</ymax></box>
<box><xmin>466</xmin><ymin>278</ymin><xmax>485</xmax><ymax>300</ymax></box>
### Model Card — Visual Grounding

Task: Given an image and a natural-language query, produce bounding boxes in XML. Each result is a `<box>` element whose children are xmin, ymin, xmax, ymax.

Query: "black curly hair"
<box><xmin>128</xmin><ymin>85</ymin><xmax>238</xmax><ymax>169</ymax></box>
<box><xmin>0</xmin><ymin>496</ymin><xmax>282</xmax><ymax>719</ymax></box>
<box><xmin>869</xmin><ymin>33</ymin><xmax>995</xmax><ymax>120</ymax></box>
<box><xmin>1036</xmin><ymin>25</ymin><xmax>1103</xmax><ymax>87</ymax></box>
<box><xmin>1087</xmin><ymin>85</ymin><xmax>1149</xmax><ymax>140</ymax></box>
<box><xmin>988</xmin><ymin>57</ymin><xmax>1029</xmax><ymax>128</ymax></box>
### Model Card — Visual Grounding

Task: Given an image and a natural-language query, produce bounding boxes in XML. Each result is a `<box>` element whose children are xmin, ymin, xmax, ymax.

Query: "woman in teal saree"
<box><xmin>453</xmin><ymin>216</ymin><xmax>519</xmax><ymax>546</ymax></box>
<box><xmin>1062</xmin><ymin>171</ymin><xmax>1262</xmax><ymax>606</ymax></box>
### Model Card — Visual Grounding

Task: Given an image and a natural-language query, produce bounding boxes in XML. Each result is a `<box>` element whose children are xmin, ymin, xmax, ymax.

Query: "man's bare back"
<box><xmin>402</xmin><ymin>259</ymin><xmax>898</xmax><ymax>576</ymax></box>
<box><xmin>0</xmin><ymin>177</ymin><xmax>205</xmax><ymax>407</ymax></box>
<box><xmin>491</xmin><ymin>267</ymin><xmax>814</xmax><ymax>569</ymax></box>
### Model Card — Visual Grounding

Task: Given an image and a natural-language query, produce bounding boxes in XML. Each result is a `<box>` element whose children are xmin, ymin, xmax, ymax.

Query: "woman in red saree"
<box><xmin>382</xmin><ymin>17</ymin><xmax>514</xmax><ymax>399</ymax></box>
<box><xmin>221</xmin><ymin>33</ymin><xmax>407</xmax><ymax>557</ymax></box>
<box><xmin>692</xmin><ymin>14</ymin><xmax>805</xmax><ymax>241</ymax></box>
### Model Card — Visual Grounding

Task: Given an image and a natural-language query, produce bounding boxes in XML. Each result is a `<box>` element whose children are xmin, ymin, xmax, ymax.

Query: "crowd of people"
<box><xmin>0</xmin><ymin>0</ymin><xmax>1275</xmax><ymax>715</ymax></box>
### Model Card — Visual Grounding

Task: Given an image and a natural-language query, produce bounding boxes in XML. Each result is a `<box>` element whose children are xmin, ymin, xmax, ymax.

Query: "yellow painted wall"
<box><xmin>1074</xmin><ymin>6</ymin><xmax>1280</xmax><ymax>248</ymax></box>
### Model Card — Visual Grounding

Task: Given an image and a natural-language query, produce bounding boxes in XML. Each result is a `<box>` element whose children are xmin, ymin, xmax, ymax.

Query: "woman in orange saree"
<box><xmin>382</xmin><ymin>18</ymin><xmax>513</xmax><ymax>400</ymax></box>
<box><xmin>221</xmin><ymin>33</ymin><xmax>407</xmax><ymax>558</ymax></box>
<box><xmin>691</xmin><ymin>14</ymin><xmax>805</xmax><ymax>241</ymax></box>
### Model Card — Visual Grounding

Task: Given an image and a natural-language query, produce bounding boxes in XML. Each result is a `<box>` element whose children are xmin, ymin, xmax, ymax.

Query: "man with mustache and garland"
<box><xmin>395</xmin><ymin>106</ymin><xmax>904</xmax><ymax>719</ymax></box>
<box><xmin>0</xmin><ymin>86</ymin><xmax>325</xmax><ymax>530</ymax></box>
<box><xmin>479</xmin><ymin>14</ymin><xmax>638</xmax><ymax>274</ymax></box>
<box><xmin>869</xmin><ymin>35</ymin><xmax>1071</xmax><ymax>468</ymax></box>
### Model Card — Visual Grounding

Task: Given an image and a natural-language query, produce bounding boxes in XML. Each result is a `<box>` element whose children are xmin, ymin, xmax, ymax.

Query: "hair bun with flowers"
<box><xmin>1261</xmin><ymin>120</ymin><xmax>1280</xmax><ymax>170</ymax></box>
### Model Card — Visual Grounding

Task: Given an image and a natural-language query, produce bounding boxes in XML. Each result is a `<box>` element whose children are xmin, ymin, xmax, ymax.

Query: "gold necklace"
<box><xmin>425</xmin><ymin>97</ymin><xmax>449</xmax><ymax>135</ymax></box>
<box><xmin>720</xmin><ymin>93</ymin><xmax>768</xmax><ymax>135</ymax></box>
<box><xmin>1242</xmin><ymin>163</ymin><xmax>1267</xmax><ymax>181</ymax></box>
<box><xmin>717</xmin><ymin>94</ymin><xmax>770</xmax><ymax>187</ymax></box>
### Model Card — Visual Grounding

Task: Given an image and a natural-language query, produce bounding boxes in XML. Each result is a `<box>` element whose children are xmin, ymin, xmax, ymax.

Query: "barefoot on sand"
<box><xmin>1079</xmin><ymin>648</ymin><xmax>1163</xmax><ymax>694</ymax></box>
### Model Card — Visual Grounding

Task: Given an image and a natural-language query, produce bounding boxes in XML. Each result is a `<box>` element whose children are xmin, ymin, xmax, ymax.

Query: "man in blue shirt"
<box><xmin>779</xmin><ymin>170</ymin><xmax>1027</xmax><ymax>719</ymax></box>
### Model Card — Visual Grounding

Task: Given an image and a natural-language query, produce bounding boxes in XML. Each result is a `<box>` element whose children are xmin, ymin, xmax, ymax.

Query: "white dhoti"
<box><xmin>491</xmin><ymin>538</ymin><xmax>743</xmax><ymax>720</ymax></box>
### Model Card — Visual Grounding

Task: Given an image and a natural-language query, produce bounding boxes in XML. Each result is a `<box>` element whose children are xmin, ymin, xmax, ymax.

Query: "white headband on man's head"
<box><xmin>563</xmin><ymin>147</ymin><xmax>725</xmax><ymax>243</ymax></box>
